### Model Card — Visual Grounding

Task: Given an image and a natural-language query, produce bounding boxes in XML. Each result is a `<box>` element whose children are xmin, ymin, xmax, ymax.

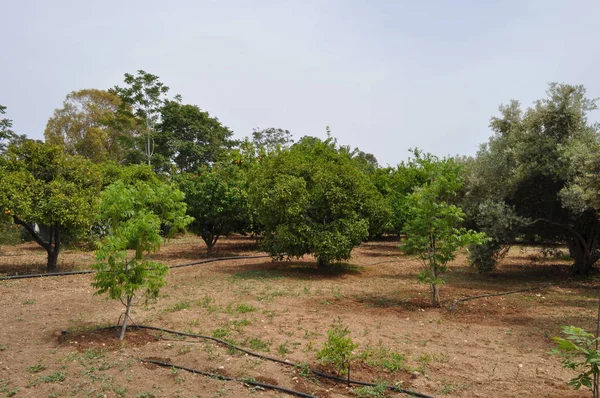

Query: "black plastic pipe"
<box><xmin>140</xmin><ymin>358</ymin><xmax>317</xmax><ymax>398</ymax></box>
<box><xmin>131</xmin><ymin>325</ymin><xmax>435</xmax><ymax>398</ymax></box>
<box><xmin>0</xmin><ymin>255</ymin><xmax>271</xmax><ymax>281</ymax></box>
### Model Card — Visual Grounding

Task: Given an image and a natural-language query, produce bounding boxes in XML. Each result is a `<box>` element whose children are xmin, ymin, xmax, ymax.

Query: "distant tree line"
<box><xmin>2</xmin><ymin>73</ymin><xmax>599</xmax><ymax>287</ymax></box>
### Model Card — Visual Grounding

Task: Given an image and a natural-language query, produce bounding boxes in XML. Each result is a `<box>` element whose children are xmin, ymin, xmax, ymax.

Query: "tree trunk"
<box><xmin>12</xmin><ymin>217</ymin><xmax>61</xmax><ymax>273</ymax></box>
<box><xmin>317</xmin><ymin>257</ymin><xmax>330</xmax><ymax>269</ymax></box>
<box><xmin>120</xmin><ymin>295</ymin><xmax>133</xmax><ymax>341</ymax></box>
<box><xmin>567</xmin><ymin>239</ymin><xmax>597</xmax><ymax>276</ymax></box>
<box><xmin>206</xmin><ymin>243</ymin><xmax>213</xmax><ymax>256</ymax></box>
<box><xmin>431</xmin><ymin>284</ymin><xmax>440</xmax><ymax>308</ymax></box>
<box><xmin>47</xmin><ymin>249</ymin><xmax>59</xmax><ymax>273</ymax></box>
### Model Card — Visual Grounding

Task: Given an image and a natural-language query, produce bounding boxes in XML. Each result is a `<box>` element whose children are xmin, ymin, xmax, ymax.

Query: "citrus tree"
<box><xmin>0</xmin><ymin>140</ymin><xmax>101</xmax><ymax>272</ymax></box>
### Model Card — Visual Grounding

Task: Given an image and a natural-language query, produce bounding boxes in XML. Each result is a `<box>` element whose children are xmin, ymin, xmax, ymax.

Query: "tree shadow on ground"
<box><xmin>218</xmin><ymin>260</ymin><xmax>364</xmax><ymax>281</ymax></box>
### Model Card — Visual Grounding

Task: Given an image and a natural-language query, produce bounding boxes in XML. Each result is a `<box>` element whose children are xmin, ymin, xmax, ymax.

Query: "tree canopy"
<box><xmin>465</xmin><ymin>83</ymin><xmax>600</xmax><ymax>274</ymax></box>
<box><xmin>44</xmin><ymin>89</ymin><xmax>137</xmax><ymax>163</ymax></box>
<box><xmin>0</xmin><ymin>140</ymin><xmax>101</xmax><ymax>271</ymax></box>
<box><xmin>249</xmin><ymin>136</ymin><xmax>388</xmax><ymax>267</ymax></box>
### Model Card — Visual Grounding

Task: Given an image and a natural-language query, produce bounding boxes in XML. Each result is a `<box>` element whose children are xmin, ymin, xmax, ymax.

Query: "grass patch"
<box><xmin>26</xmin><ymin>363</ymin><xmax>46</xmax><ymax>373</ymax></box>
<box><xmin>41</xmin><ymin>371</ymin><xmax>67</xmax><ymax>383</ymax></box>
<box><xmin>358</xmin><ymin>341</ymin><xmax>405</xmax><ymax>372</ymax></box>
<box><xmin>165</xmin><ymin>301</ymin><xmax>190</xmax><ymax>312</ymax></box>
<box><xmin>242</xmin><ymin>337</ymin><xmax>272</xmax><ymax>352</ymax></box>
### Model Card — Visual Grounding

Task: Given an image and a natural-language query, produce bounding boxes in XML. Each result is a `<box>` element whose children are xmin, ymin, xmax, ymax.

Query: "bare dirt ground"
<box><xmin>0</xmin><ymin>235</ymin><xmax>598</xmax><ymax>397</ymax></box>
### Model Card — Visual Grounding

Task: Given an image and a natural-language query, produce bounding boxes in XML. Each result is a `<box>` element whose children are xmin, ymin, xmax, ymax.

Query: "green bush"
<box><xmin>316</xmin><ymin>318</ymin><xmax>358</xmax><ymax>374</ymax></box>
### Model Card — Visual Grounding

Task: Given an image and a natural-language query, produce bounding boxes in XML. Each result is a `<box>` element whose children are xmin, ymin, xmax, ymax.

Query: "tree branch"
<box><xmin>12</xmin><ymin>215</ymin><xmax>50</xmax><ymax>251</ymax></box>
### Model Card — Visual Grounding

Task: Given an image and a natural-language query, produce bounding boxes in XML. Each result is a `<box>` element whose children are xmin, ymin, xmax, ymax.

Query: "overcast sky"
<box><xmin>2</xmin><ymin>0</ymin><xmax>599</xmax><ymax>166</ymax></box>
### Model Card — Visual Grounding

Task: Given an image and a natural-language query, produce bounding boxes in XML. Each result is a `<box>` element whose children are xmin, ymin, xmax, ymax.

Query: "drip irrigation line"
<box><xmin>0</xmin><ymin>255</ymin><xmax>271</xmax><ymax>281</ymax></box>
<box><xmin>140</xmin><ymin>358</ymin><xmax>317</xmax><ymax>398</ymax></box>
<box><xmin>448</xmin><ymin>284</ymin><xmax>551</xmax><ymax>312</ymax></box>
<box><xmin>130</xmin><ymin>325</ymin><xmax>435</xmax><ymax>398</ymax></box>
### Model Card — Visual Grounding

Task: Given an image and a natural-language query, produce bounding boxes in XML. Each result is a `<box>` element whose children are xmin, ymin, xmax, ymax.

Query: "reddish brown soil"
<box><xmin>0</xmin><ymin>236</ymin><xmax>597</xmax><ymax>397</ymax></box>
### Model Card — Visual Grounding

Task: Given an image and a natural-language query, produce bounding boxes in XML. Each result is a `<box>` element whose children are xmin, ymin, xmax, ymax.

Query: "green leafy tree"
<box><xmin>465</xmin><ymin>83</ymin><xmax>600</xmax><ymax>274</ymax></box>
<box><xmin>156</xmin><ymin>100</ymin><xmax>235</xmax><ymax>172</ymax></box>
<box><xmin>176</xmin><ymin>163</ymin><xmax>252</xmax><ymax>255</ymax></box>
<box><xmin>249</xmin><ymin>136</ymin><xmax>386</xmax><ymax>267</ymax></box>
<box><xmin>44</xmin><ymin>89</ymin><xmax>138</xmax><ymax>163</ymax></box>
<box><xmin>401</xmin><ymin>150</ymin><xmax>486</xmax><ymax>307</ymax></box>
<box><xmin>0</xmin><ymin>140</ymin><xmax>101</xmax><ymax>271</ymax></box>
<box><xmin>0</xmin><ymin>105</ymin><xmax>25</xmax><ymax>154</ymax></box>
<box><xmin>251</xmin><ymin>127</ymin><xmax>294</xmax><ymax>154</ymax></box>
<box><xmin>111</xmin><ymin>70</ymin><xmax>170</xmax><ymax>165</ymax></box>
<box><xmin>92</xmin><ymin>177</ymin><xmax>192</xmax><ymax>340</ymax></box>
<box><xmin>552</xmin><ymin>324</ymin><xmax>600</xmax><ymax>397</ymax></box>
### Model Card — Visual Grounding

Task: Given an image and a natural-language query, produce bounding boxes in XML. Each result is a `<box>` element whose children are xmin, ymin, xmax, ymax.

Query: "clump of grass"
<box><xmin>165</xmin><ymin>301</ymin><xmax>190</xmax><ymax>312</ymax></box>
<box><xmin>41</xmin><ymin>372</ymin><xmax>67</xmax><ymax>383</ymax></box>
<box><xmin>26</xmin><ymin>363</ymin><xmax>46</xmax><ymax>373</ymax></box>
<box><xmin>352</xmin><ymin>381</ymin><xmax>388</xmax><ymax>397</ymax></box>
<box><xmin>242</xmin><ymin>337</ymin><xmax>272</xmax><ymax>352</ymax></box>
<box><xmin>212</xmin><ymin>328</ymin><xmax>230</xmax><ymax>339</ymax></box>
<box><xmin>358</xmin><ymin>341</ymin><xmax>405</xmax><ymax>372</ymax></box>
<box><xmin>232</xmin><ymin>303</ymin><xmax>257</xmax><ymax>314</ymax></box>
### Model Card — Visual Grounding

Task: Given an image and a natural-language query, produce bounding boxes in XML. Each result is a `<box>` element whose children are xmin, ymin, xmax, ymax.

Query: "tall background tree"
<box><xmin>111</xmin><ymin>70</ymin><xmax>170</xmax><ymax>165</ymax></box>
<box><xmin>0</xmin><ymin>141</ymin><xmax>101</xmax><ymax>271</ymax></box>
<box><xmin>155</xmin><ymin>100</ymin><xmax>235</xmax><ymax>172</ymax></box>
<box><xmin>44</xmin><ymin>89</ymin><xmax>137</xmax><ymax>163</ymax></box>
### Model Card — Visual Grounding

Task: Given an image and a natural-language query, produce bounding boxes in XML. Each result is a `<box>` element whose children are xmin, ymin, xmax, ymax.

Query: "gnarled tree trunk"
<box><xmin>13</xmin><ymin>216</ymin><xmax>61</xmax><ymax>273</ymax></box>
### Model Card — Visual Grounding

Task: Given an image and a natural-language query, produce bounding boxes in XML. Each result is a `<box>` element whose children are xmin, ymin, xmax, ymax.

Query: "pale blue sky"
<box><xmin>2</xmin><ymin>0</ymin><xmax>599</xmax><ymax>165</ymax></box>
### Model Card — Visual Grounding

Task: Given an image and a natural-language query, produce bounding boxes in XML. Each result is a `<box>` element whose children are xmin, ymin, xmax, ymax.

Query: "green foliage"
<box><xmin>551</xmin><ymin>325</ymin><xmax>600</xmax><ymax>395</ymax></box>
<box><xmin>466</xmin><ymin>200</ymin><xmax>526</xmax><ymax>273</ymax></box>
<box><xmin>353</xmin><ymin>382</ymin><xmax>388</xmax><ymax>398</ymax></box>
<box><xmin>466</xmin><ymin>83</ymin><xmax>600</xmax><ymax>274</ymax></box>
<box><xmin>0</xmin><ymin>105</ymin><xmax>24</xmax><ymax>154</ymax></box>
<box><xmin>111</xmin><ymin>70</ymin><xmax>170</xmax><ymax>166</ymax></box>
<box><xmin>44</xmin><ymin>89</ymin><xmax>137</xmax><ymax>163</ymax></box>
<box><xmin>401</xmin><ymin>150</ymin><xmax>486</xmax><ymax>306</ymax></box>
<box><xmin>0</xmin><ymin>140</ymin><xmax>101</xmax><ymax>271</ymax></box>
<box><xmin>157</xmin><ymin>100</ymin><xmax>236</xmax><ymax>172</ymax></box>
<box><xmin>249</xmin><ymin>136</ymin><xmax>387</xmax><ymax>266</ymax></box>
<box><xmin>316</xmin><ymin>318</ymin><xmax>358</xmax><ymax>374</ymax></box>
<box><xmin>176</xmin><ymin>163</ymin><xmax>252</xmax><ymax>254</ymax></box>
<box><xmin>357</xmin><ymin>342</ymin><xmax>405</xmax><ymax>372</ymax></box>
<box><xmin>92</xmin><ymin>174</ymin><xmax>191</xmax><ymax>339</ymax></box>
<box><xmin>252</xmin><ymin>127</ymin><xmax>294</xmax><ymax>154</ymax></box>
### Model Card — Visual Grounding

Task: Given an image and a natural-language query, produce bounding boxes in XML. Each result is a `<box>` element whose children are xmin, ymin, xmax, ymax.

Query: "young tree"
<box><xmin>401</xmin><ymin>150</ymin><xmax>486</xmax><ymax>307</ymax></box>
<box><xmin>111</xmin><ymin>70</ymin><xmax>170</xmax><ymax>165</ymax></box>
<box><xmin>0</xmin><ymin>140</ymin><xmax>101</xmax><ymax>272</ymax></box>
<box><xmin>249</xmin><ymin>136</ymin><xmax>386</xmax><ymax>267</ymax></box>
<box><xmin>92</xmin><ymin>177</ymin><xmax>192</xmax><ymax>340</ymax></box>
<box><xmin>44</xmin><ymin>89</ymin><xmax>138</xmax><ymax>163</ymax></box>
<box><xmin>176</xmin><ymin>163</ymin><xmax>252</xmax><ymax>255</ymax></box>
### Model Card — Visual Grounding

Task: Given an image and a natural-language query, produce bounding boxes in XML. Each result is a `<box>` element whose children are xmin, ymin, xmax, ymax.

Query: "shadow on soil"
<box><xmin>218</xmin><ymin>260</ymin><xmax>363</xmax><ymax>281</ymax></box>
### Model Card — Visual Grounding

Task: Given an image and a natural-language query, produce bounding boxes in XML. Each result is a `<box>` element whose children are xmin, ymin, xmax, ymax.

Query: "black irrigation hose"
<box><xmin>0</xmin><ymin>255</ymin><xmax>271</xmax><ymax>281</ymax></box>
<box><xmin>140</xmin><ymin>358</ymin><xmax>317</xmax><ymax>398</ymax></box>
<box><xmin>132</xmin><ymin>325</ymin><xmax>435</xmax><ymax>398</ymax></box>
